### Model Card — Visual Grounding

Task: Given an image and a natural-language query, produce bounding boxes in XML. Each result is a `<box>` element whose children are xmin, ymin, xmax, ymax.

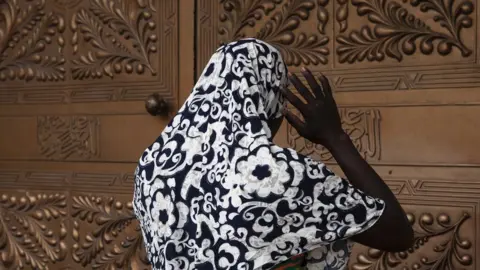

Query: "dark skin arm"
<box><xmin>280</xmin><ymin>67</ymin><xmax>414</xmax><ymax>252</ymax></box>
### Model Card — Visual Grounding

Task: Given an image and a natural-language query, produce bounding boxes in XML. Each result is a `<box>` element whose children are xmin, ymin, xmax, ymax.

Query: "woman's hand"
<box><xmin>281</xmin><ymin>67</ymin><xmax>345</xmax><ymax>150</ymax></box>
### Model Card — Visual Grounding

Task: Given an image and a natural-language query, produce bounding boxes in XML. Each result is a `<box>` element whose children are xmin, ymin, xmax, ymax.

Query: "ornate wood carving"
<box><xmin>197</xmin><ymin>0</ymin><xmax>477</xmax><ymax>91</ymax></box>
<box><xmin>0</xmin><ymin>0</ymin><xmax>66</xmax><ymax>82</ymax></box>
<box><xmin>70</xmin><ymin>0</ymin><xmax>158</xmax><ymax>79</ymax></box>
<box><xmin>37</xmin><ymin>115</ymin><xmax>100</xmax><ymax>160</ymax></box>
<box><xmin>352</xmin><ymin>212</ymin><xmax>472</xmax><ymax>269</ymax></box>
<box><xmin>218</xmin><ymin>0</ymin><xmax>282</xmax><ymax>41</ymax></box>
<box><xmin>219</xmin><ymin>0</ymin><xmax>330</xmax><ymax>66</ymax></box>
<box><xmin>0</xmin><ymin>0</ymin><xmax>178</xmax><ymax>104</ymax></box>
<box><xmin>0</xmin><ymin>192</ymin><xmax>68</xmax><ymax>269</ymax></box>
<box><xmin>255</xmin><ymin>0</ymin><xmax>330</xmax><ymax>66</ymax></box>
<box><xmin>287</xmin><ymin>108</ymin><xmax>381</xmax><ymax>161</ymax></box>
<box><xmin>0</xmin><ymin>190</ymin><xmax>148</xmax><ymax>270</ymax></box>
<box><xmin>71</xmin><ymin>195</ymin><xmax>147</xmax><ymax>269</ymax></box>
<box><xmin>336</xmin><ymin>0</ymin><xmax>473</xmax><ymax>63</ymax></box>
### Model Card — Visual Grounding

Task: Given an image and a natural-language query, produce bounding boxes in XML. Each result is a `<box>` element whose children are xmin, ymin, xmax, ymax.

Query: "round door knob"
<box><xmin>145</xmin><ymin>93</ymin><xmax>169</xmax><ymax>116</ymax></box>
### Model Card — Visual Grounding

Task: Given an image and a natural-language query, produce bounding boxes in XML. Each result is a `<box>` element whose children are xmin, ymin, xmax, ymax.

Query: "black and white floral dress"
<box><xmin>133</xmin><ymin>38</ymin><xmax>385</xmax><ymax>270</ymax></box>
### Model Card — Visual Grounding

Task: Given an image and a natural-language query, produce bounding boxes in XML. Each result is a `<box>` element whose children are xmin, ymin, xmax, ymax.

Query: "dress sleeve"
<box><xmin>232</xmin><ymin>147</ymin><xmax>385</xmax><ymax>269</ymax></box>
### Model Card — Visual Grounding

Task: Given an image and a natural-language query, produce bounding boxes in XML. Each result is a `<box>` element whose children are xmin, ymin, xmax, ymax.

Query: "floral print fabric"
<box><xmin>133</xmin><ymin>38</ymin><xmax>385</xmax><ymax>270</ymax></box>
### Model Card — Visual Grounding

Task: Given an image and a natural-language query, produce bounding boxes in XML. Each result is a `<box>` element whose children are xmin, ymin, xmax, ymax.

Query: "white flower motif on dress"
<box><xmin>236</xmin><ymin>146</ymin><xmax>290</xmax><ymax>197</ymax></box>
<box><xmin>150</xmin><ymin>192</ymin><xmax>176</xmax><ymax>239</ymax></box>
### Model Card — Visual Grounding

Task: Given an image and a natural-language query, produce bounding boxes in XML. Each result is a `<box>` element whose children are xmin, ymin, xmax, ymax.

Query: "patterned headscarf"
<box><xmin>133</xmin><ymin>38</ymin><xmax>385</xmax><ymax>270</ymax></box>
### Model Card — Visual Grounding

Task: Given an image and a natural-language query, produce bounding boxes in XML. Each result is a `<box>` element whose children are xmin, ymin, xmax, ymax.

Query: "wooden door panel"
<box><xmin>196</xmin><ymin>0</ymin><xmax>479</xmax><ymax>269</ymax></box>
<box><xmin>286</xmin><ymin>106</ymin><xmax>480</xmax><ymax>165</ymax></box>
<box><xmin>0</xmin><ymin>0</ymin><xmax>178</xmax><ymax>102</ymax></box>
<box><xmin>0</xmin><ymin>114</ymin><xmax>169</xmax><ymax>162</ymax></box>
<box><xmin>0</xmin><ymin>0</ymin><xmax>186</xmax><ymax>269</ymax></box>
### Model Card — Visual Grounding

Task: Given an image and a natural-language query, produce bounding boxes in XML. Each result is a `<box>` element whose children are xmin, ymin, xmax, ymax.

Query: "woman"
<box><xmin>133</xmin><ymin>38</ymin><xmax>413</xmax><ymax>269</ymax></box>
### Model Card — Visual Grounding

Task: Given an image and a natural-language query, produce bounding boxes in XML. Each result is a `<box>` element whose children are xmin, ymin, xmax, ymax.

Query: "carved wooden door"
<box><xmin>0</xmin><ymin>0</ymin><xmax>194</xmax><ymax>269</ymax></box>
<box><xmin>196</xmin><ymin>0</ymin><xmax>479</xmax><ymax>269</ymax></box>
<box><xmin>2</xmin><ymin>0</ymin><xmax>478</xmax><ymax>269</ymax></box>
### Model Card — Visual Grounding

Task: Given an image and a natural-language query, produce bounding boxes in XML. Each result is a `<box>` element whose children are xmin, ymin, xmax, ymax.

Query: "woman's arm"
<box><xmin>327</xmin><ymin>133</ymin><xmax>413</xmax><ymax>251</ymax></box>
<box><xmin>281</xmin><ymin>67</ymin><xmax>413</xmax><ymax>252</ymax></box>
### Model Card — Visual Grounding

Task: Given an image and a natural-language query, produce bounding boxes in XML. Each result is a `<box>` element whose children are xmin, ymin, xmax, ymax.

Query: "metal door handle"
<box><xmin>145</xmin><ymin>93</ymin><xmax>169</xmax><ymax>116</ymax></box>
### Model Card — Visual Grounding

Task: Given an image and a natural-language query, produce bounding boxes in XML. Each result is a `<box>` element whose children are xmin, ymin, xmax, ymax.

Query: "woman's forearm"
<box><xmin>327</xmin><ymin>132</ymin><xmax>413</xmax><ymax>250</ymax></box>
<box><xmin>327</xmin><ymin>133</ymin><xmax>397</xmax><ymax>202</ymax></box>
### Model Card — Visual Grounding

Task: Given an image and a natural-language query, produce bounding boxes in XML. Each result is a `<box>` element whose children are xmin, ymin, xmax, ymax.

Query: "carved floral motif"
<box><xmin>218</xmin><ymin>0</ymin><xmax>282</xmax><ymax>41</ymax></box>
<box><xmin>71</xmin><ymin>195</ymin><xmax>148</xmax><ymax>269</ymax></box>
<box><xmin>351</xmin><ymin>212</ymin><xmax>473</xmax><ymax>270</ymax></box>
<box><xmin>71</xmin><ymin>0</ymin><xmax>158</xmax><ymax>79</ymax></box>
<box><xmin>0</xmin><ymin>192</ymin><xmax>67</xmax><ymax>270</ymax></box>
<box><xmin>256</xmin><ymin>0</ymin><xmax>330</xmax><ymax>65</ymax></box>
<box><xmin>0</xmin><ymin>0</ymin><xmax>65</xmax><ymax>82</ymax></box>
<box><xmin>337</xmin><ymin>0</ymin><xmax>474</xmax><ymax>63</ymax></box>
<box><xmin>218</xmin><ymin>0</ymin><xmax>329</xmax><ymax>66</ymax></box>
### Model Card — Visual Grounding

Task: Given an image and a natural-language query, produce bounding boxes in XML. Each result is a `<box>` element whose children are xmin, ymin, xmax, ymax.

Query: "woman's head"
<box><xmin>191</xmin><ymin>38</ymin><xmax>288</xmax><ymax>138</ymax></box>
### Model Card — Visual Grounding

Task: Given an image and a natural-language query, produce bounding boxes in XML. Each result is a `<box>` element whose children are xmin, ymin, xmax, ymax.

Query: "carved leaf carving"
<box><xmin>0</xmin><ymin>0</ymin><xmax>65</xmax><ymax>82</ymax></box>
<box><xmin>336</xmin><ymin>0</ymin><xmax>349</xmax><ymax>33</ymax></box>
<box><xmin>0</xmin><ymin>192</ymin><xmax>67</xmax><ymax>270</ymax></box>
<box><xmin>317</xmin><ymin>0</ymin><xmax>329</xmax><ymax>35</ymax></box>
<box><xmin>71</xmin><ymin>0</ymin><xmax>157</xmax><ymax>79</ymax></box>
<box><xmin>217</xmin><ymin>0</ymin><xmax>330</xmax><ymax>66</ymax></box>
<box><xmin>71</xmin><ymin>195</ymin><xmax>147</xmax><ymax>269</ymax></box>
<box><xmin>256</xmin><ymin>0</ymin><xmax>329</xmax><ymax>66</ymax></box>
<box><xmin>336</xmin><ymin>0</ymin><xmax>473</xmax><ymax>63</ymax></box>
<box><xmin>218</xmin><ymin>0</ymin><xmax>282</xmax><ymax>41</ymax></box>
<box><xmin>351</xmin><ymin>212</ymin><xmax>473</xmax><ymax>270</ymax></box>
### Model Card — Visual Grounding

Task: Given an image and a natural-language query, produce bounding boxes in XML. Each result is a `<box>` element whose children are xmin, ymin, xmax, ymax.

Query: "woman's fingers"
<box><xmin>301</xmin><ymin>67</ymin><xmax>324</xmax><ymax>100</ymax></box>
<box><xmin>280</xmin><ymin>87</ymin><xmax>307</xmax><ymax>114</ymax></box>
<box><xmin>282</xmin><ymin>109</ymin><xmax>308</xmax><ymax>136</ymax></box>
<box><xmin>318</xmin><ymin>74</ymin><xmax>334</xmax><ymax>101</ymax></box>
<box><xmin>288</xmin><ymin>72</ymin><xmax>315</xmax><ymax>103</ymax></box>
